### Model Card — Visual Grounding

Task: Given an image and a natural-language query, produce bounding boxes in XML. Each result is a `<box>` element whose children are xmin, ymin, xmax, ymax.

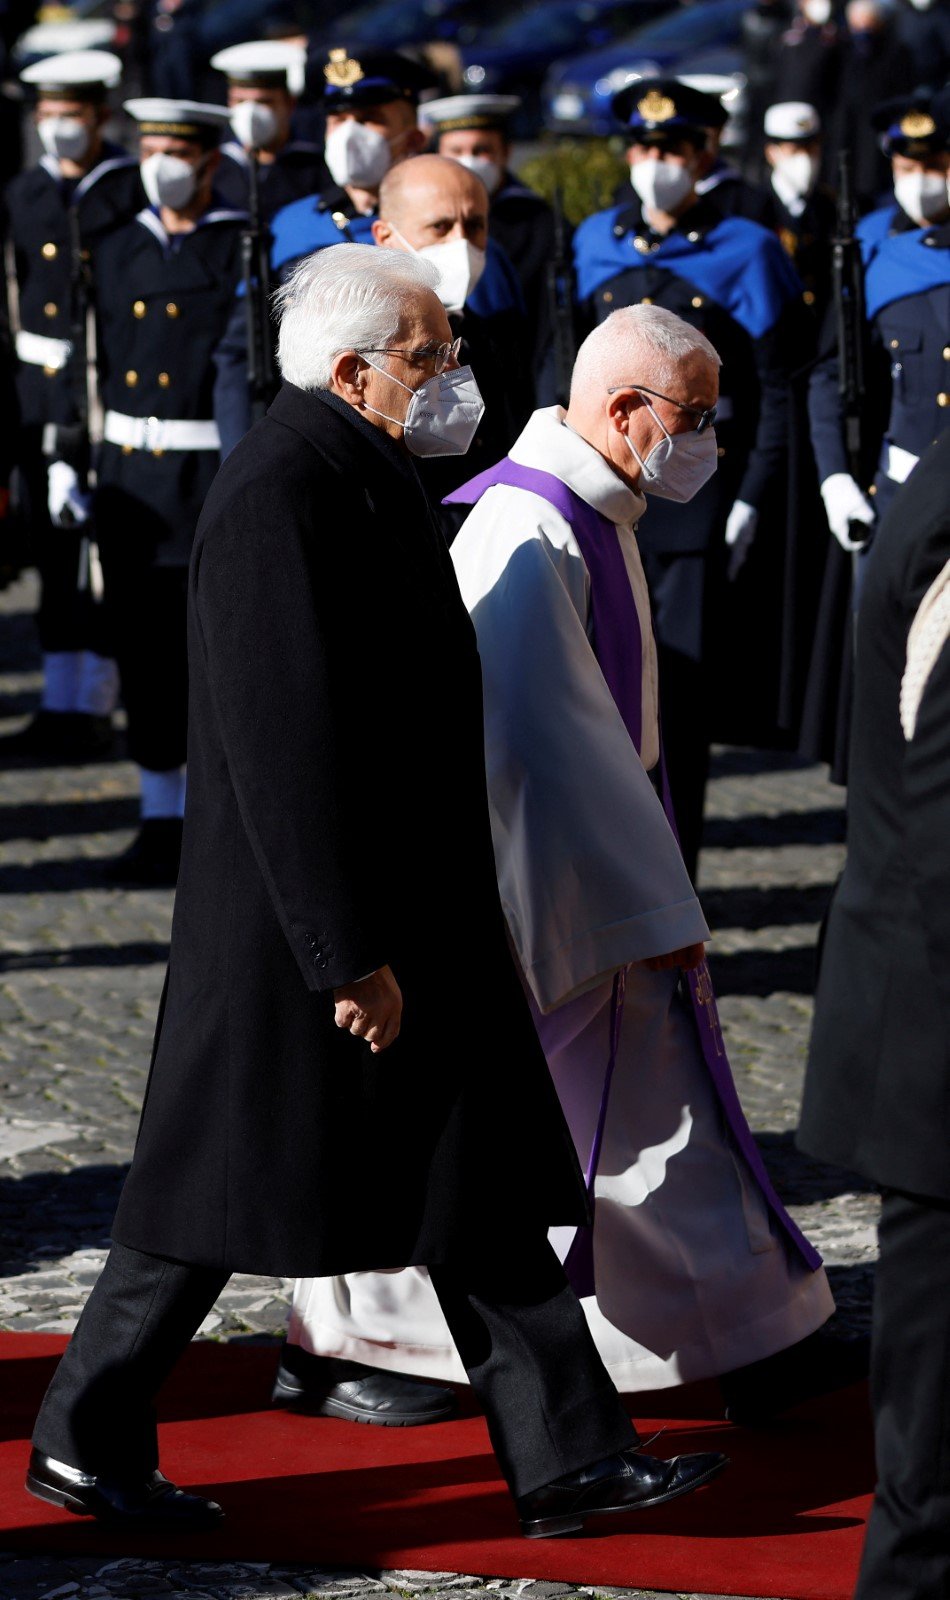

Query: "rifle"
<box><xmin>62</xmin><ymin>205</ymin><xmax>104</xmax><ymax>599</ymax></box>
<box><xmin>832</xmin><ymin>148</ymin><xmax>870</xmax><ymax>546</ymax></box>
<box><xmin>243</xmin><ymin>150</ymin><xmax>276</xmax><ymax>422</ymax></box>
<box><xmin>546</xmin><ymin>186</ymin><xmax>576</xmax><ymax>407</ymax></box>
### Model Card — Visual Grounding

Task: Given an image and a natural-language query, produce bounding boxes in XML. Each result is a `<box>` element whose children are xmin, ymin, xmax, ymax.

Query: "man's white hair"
<box><xmin>275</xmin><ymin>243</ymin><xmax>440</xmax><ymax>390</ymax></box>
<box><xmin>570</xmin><ymin>305</ymin><xmax>720</xmax><ymax>403</ymax></box>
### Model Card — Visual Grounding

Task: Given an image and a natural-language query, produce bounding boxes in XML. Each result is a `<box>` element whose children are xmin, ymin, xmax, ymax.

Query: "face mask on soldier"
<box><xmin>324</xmin><ymin>120</ymin><xmax>396</xmax><ymax>190</ymax></box>
<box><xmin>893</xmin><ymin>169</ymin><xmax>949</xmax><ymax>226</ymax></box>
<box><xmin>629</xmin><ymin>157</ymin><xmax>695</xmax><ymax>216</ymax></box>
<box><xmin>230</xmin><ymin>100</ymin><xmax>279</xmax><ymax>152</ymax></box>
<box><xmin>38</xmin><ymin>116</ymin><xmax>91</xmax><ymax>163</ymax></box>
<box><xmin>454</xmin><ymin>153</ymin><xmax>504</xmax><ymax>197</ymax></box>
<box><xmin>140</xmin><ymin>151</ymin><xmax>201</xmax><ymax>211</ymax></box>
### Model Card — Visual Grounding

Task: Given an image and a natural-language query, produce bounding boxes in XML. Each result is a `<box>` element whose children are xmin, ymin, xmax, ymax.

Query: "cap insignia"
<box><xmin>325</xmin><ymin>48</ymin><xmax>365</xmax><ymax>89</ymax></box>
<box><xmin>900</xmin><ymin>111</ymin><xmax>936</xmax><ymax>138</ymax></box>
<box><xmin>638</xmin><ymin>89</ymin><xmax>676</xmax><ymax>123</ymax></box>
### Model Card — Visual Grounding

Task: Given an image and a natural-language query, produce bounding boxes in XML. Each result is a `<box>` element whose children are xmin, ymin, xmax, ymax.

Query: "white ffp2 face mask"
<box><xmin>38</xmin><ymin>116</ymin><xmax>91</xmax><ymax>163</ymax></box>
<box><xmin>454</xmin><ymin>153</ymin><xmax>503</xmax><ymax>196</ymax></box>
<box><xmin>771</xmin><ymin>151</ymin><xmax>818</xmax><ymax>207</ymax></box>
<box><xmin>140</xmin><ymin>151</ymin><xmax>200</xmax><ymax>210</ymax></box>
<box><xmin>230</xmin><ymin>100</ymin><xmax>279</xmax><ymax>152</ymax></box>
<box><xmin>629</xmin><ymin>157</ymin><xmax>695</xmax><ymax>216</ymax></box>
<box><xmin>361</xmin><ymin>356</ymin><xmax>485</xmax><ymax>456</ymax></box>
<box><xmin>324</xmin><ymin>119</ymin><xmax>393</xmax><ymax>190</ymax></box>
<box><xmin>418</xmin><ymin>237</ymin><xmax>487</xmax><ymax>311</ymax></box>
<box><xmin>894</xmin><ymin>170</ymin><xmax>949</xmax><ymax>226</ymax></box>
<box><xmin>625</xmin><ymin>397</ymin><xmax>718</xmax><ymax>502</ymax></box>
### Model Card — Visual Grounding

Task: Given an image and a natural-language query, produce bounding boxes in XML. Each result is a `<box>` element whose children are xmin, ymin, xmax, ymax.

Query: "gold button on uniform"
<box><xmin>943</xmin><ymin>346</ymin><xmax>950</xmax><ymax>359</ymax></box>
<box><xmin>152</xmin><ymin>448</ymin><xmax>165</xmax><ymax>457</ymax></box>
<box><xmin>803</xmin><ymin>289</ymin><xmax>815</xmax><ymax>306</ymax></box>
<box><xmin>938</xmin><ymin>392</ymin><xmax>950</xmax><ymax>407</ymax></box>
<box><xmin>122</xmin><ymin>444</ymin><xmax>134</xmax><ymax>455</ymax></box>
<box><xmin>41</xmin><ymin>242</ymin><xmax>57</xmax><ymax>260</ymax></box>
<box><xmin>133</xmin><ymin>300</ymin><xmax>147</xmax><ymax>318</ymax></box>
<box><xmin>165</xmin><ymin>302</ymin><xmax>179</xmax><ymax>318</ymax></box>
<box><xmin>691</xmin><ymin>295</ymin><xmax>704</xmax><ymax>308</ymax></box>
<box><xmin>640</xmin><ymin>296</ymin><xmax>653</xmax><ymax>305</ymax></box>
<box><xmin>602</xmin><ymin>290</ymin><xmax>613</xmax><ymax>303</ymax></box>
<box><xmin>158</xmin><ymin>371</ymin><xmax>170</xmax><ymax>388</ymax></box>
<box><xmin>125</xmin><ymin>370</ymin><xmax>138</xmax><ymax>387</ymax></box>
<box><xmin>43</xmin><ymin>365</ymin><xmax>56</xmax><ymax>378</ymax></box>
<box><xmin>43</xmin><ymin>302</ymin><xmax>57</xmax><ymax>318</ymax></box>
<box><xmin>890</xmin><ymin>338</ymin><xmax>899</xmax><ymax>349</ymax></box>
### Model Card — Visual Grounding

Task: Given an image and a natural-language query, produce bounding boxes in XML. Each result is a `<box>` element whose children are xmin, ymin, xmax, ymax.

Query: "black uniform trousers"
<box><xmin>33</xmin><ymin>1237</ymin><xmax>636</xmax><ymax>1502</ymax></box>
<box><xmin>103</xmin><ymin>562</ymin><xmax>189</xmax><ymax>773</ymax></box>
<box><xmin>855</xmin><ymin>1188</ymin><xmax>950</xmax><ymax>1600</ymax></box>
<box><xmin>20</xmin><ymin>433</ymin><xmax>110</xmax><ymax>661</ymax></box>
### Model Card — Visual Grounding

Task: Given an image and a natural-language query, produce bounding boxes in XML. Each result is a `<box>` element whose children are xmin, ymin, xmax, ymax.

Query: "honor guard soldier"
<box><xmin>760</xmin><ymin>101</ymin><xmax>836</xmax><ymax>324</ymax></box>
<box><xmin>422</xmin><ymin>93</ymin><xmax>560</xmax><ymax>400</ymax></box>
<box><xmin>801</xmin><ymin>91</ymin><xmax>950</xmax><ymax>775</ymax></box>
<box><xmin>810</xmin><ymin>92</ymin><xmax>950</xmax><ymax>539</ymax></box>
<box><xmin>3</xmin><ymin>47</ymin><xmax>143</xmax><ymax>758</ymax></box>
<box><xmin>572</xmin><ymin>79</ymin><xmax>804</xmax><ymax>876</ymax></box>
<box><xmin>76</xmin><ymin>98</ymin><xmax>244</xmax><ymax>882</ymax></box>
<box><xmin>209</xmin><ymin>40</ymin><xmax>329</xmax><ymax>222</ymax></box>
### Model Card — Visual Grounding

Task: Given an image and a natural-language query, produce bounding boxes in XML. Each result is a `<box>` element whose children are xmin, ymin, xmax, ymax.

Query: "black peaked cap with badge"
<box><xmin>611</xmin><ymin>77</ymin><xmax>725</xmax><ymax>145</ymax></box>
<box><xmin>305</xmin><ymin>46</ymin><xmax>439</xmax><ymax>109</ymax></box>
<box><xmin>872</xmin><ymin>91</ymin><xmax>950</xmax><ymax>159</ymax></box>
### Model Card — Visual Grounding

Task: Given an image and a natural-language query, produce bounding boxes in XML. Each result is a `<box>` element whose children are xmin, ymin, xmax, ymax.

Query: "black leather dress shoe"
<box><xmin>26</xmin><ymin>1448</ymin><xmax>224</xmax><ymax>1529</ymax></box>
<box><xmin>272</xmin><ymin>1348</ymin><xmax>457</xmax><ymax>1426</ymax></box>
<box><xmin>721</xmin><ymin>1327</ymin><xmax>871</xmax><ymax>1427</ymax></box>
<box><xmin>516</xmin><ymin>1444</ymin><xmax>728</xmax><ymax>1538</ymax></box>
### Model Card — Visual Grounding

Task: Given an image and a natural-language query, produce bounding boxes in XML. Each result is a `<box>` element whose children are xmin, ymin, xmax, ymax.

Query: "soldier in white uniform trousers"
<box><xmin>281</xmin><ymin>307</ymin><xmax>844</xmax><ymax>1421</ymax></box>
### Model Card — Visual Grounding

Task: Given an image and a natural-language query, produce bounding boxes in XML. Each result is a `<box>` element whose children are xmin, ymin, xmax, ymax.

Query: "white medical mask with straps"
<box><xmin>140</xmin><ymin>151</ymin><xmax>206</xmax><ymax>211</ymax></box>
<box><xmin>893</xmin><ymin>170</ymin><xmax>949</xmax><ymax>227</ymax></box>
<box><xmin>389</xmin><ymin>225</ymin><xmax>487</xmax><ymax>313</ymax></box>
<box><xmin>360</xmin><ymin>353</ymin><xmax>485</xmax><ymax>457</ymax></box>
<box><xmin>38</xmin><ymin>116</ymin><xmax>91</xmax><ymax>163</ymax></box>
<box><xmin>324</xmin><ymin>121</ymin><xmax>411</xmax><ymax>191</ymax></box>
<box><xmin>624</xmin><ymin>394</ymin><xmax>718</xmax><ymax>502</ymax></box>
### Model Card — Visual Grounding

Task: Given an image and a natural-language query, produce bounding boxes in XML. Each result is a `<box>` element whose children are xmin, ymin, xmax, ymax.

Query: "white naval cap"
<box><xmin>419</xmin><ymin>93</ymin><xmax>521</xmax><ymax>134</ymax></box>
<box><xmin>210</xmin><ymin>40</ymin><xmax>306</xmax><ymax>96</ymax></box>
<box><xmin>16</xmin><ymin>19</ymin><xmax>117</xmax><ymax>64</ymax></box>
<box><xmin>764</xmin><ymin>101</ymin><xmax>821</xmax><ymax>140</ymax></box>
<box><xmin>124</xmin><ymin>98</ymin><xmax>233</xmax><ymax>142</ymax></box>
<box><xmin>20</xmin><ymin>47</ymin><xmax>122</xmax><ymax>94</ymax></box>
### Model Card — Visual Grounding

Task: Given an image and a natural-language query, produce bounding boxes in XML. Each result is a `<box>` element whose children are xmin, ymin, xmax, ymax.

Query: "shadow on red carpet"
<box><xmin>0</xmin><ymin>1334</ymin><xmax>874</xmax><ymax>1600</ymax></box>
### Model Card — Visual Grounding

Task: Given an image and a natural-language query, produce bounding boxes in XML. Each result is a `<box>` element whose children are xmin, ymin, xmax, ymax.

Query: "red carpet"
<box><xmin>0</xmin><ymin>1334</ymin><xmax>874</xmax><ymax>1599</ymax></box>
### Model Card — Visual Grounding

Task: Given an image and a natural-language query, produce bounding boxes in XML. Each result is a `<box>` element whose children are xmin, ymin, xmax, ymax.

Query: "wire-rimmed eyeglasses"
<box><xmin>607</xmin><ymin>382</ymin><xmax>718</xmax><ymax>433</ymax></box>
<box><xmin>361</xmin><ymin>337</ymin><xmax>463</xmax><ymax>374</ymax></box>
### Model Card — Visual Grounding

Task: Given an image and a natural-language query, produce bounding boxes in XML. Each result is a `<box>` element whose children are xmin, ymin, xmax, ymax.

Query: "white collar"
<box><xmin>508</xmin><ymin>405</ymin><xmax>647</xmax><ymax>527</ymax></box>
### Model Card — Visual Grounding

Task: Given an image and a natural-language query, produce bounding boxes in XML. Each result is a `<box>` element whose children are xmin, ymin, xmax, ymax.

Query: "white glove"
<box><xmin>724</xmin><ymin>499</ymin><xmax>758</xmax><ymax>582</ymax></box>
<box><xmin>820</xmin><ymin>473</ymin><xmax>875</xmax><ymax>551</ymax></box>
<box><xmin>47</xmin><ymin>459</ymin><xmax>92</xmax><ymax>528</ymax></box>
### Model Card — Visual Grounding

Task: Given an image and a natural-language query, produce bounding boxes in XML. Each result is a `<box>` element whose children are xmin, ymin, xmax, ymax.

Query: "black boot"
<box><xmin>721</xmin><ymin>1326</ymin><xmax>871</xmax><ymax>1427</ymax></box>
<box><xmin>105</xmin><ymin>819</ymin><xmax>183</xmax><ymax>887</ymax></box>
<box><xmin>272</xmin><ymin>1344</ymin><xmax>458</xmax><ymax>1426</ymax></box>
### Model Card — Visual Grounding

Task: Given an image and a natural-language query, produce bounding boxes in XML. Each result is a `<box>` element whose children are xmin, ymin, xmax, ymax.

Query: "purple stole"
<box><xmin>445</xmin><ymin>458</ymin><xmax>822</xmax><ymax>1292</ymax></box>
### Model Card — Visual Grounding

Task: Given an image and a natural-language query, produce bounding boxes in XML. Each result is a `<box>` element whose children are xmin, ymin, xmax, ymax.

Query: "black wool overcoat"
<box><xmin>798</xmin><ymin>432</ymin><xmax>950</xmax><ymax>1203</ymax></box>
<box><xmin>112</xmin><ymin>383</ymin><xmax>587</xmax><ymax>1275</ymax></box>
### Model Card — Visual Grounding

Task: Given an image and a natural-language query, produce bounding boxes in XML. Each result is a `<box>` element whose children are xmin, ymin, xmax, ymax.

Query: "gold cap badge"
<box><xmin>900</xmin><ymin>111</ymin><xmax>936</xmax><ymax>138</ymax></box>
<box><xmin>638</xmin><ymin>89</ymin><xmax>676</xmax><ymax>123</ymax></box>
<box><xmin>324</xmin><ymin>48</ymin><xmax>364</xmax><ymax>89</ymax></box>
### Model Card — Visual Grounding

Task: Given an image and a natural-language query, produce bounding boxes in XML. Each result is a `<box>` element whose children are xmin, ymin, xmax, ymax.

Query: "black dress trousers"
<box><xmin>855</xmin><ymin>1189</ymin><xmax>950</xmax><ymax>1600</ymax></box>
<box><xmin>33</xmin><ymin>1237</ymin><xmax>635</xmax><ymax>1502</ymax></box>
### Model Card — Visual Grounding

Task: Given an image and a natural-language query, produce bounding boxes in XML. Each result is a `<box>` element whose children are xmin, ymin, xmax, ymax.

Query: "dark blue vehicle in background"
<box><xmin>316</xmin><ymin>0</ymin><xmax>503</xmax><ymax>51</ymax></box>
<box><xmin>543</xmin><ymin>0</ymin><xmax>747</xmax><ymax>135</ymax></box>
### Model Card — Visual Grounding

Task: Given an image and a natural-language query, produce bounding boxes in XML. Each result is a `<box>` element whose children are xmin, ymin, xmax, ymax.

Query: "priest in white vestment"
<box><xmin>283</xmin><ymin>306</ymin><xmax>835</xmax><ymax>1409</ymax></box>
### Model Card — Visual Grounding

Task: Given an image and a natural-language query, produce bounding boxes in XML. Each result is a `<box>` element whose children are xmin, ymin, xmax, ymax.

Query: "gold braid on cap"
<box><xmin>900</xmin><ymin>111</ymin><xmax>936</xmax><ymax>138</ymax></box>
<box><xmin>637</xmin><ymin>89</ymin><xmax>676</xmax><ymax>123</ymax></box>
<box><xmin>324</xmin><ymin>48</ymin><xmax>365</xmax><ymax>88</ymax></box>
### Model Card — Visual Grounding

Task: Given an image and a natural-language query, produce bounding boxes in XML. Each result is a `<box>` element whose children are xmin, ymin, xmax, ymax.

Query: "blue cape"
<box><xmin>469</xmin><ymin>237</ymin><xmax>525</xmax><ymax>319</ymax></box>
<box><xmin>857</xmin><ymin>204</ymin><xmax>950</xmax><ymax>320</ymax></box>
<box><xmin>270</xmin><ymin>194</ymin><xmax>377</xmax><ymax>277</ymax></box>
<box><xmin>572</xmin><ymin>206</ymin><xmax>802</xmax><ymax>339</ymax></box>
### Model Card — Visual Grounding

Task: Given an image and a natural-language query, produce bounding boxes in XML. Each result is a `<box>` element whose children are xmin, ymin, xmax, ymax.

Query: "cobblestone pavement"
<box><xmin>0</xmin><ymin>572</ymin><xmax>877</xmax><ymax>1600</ymax></box>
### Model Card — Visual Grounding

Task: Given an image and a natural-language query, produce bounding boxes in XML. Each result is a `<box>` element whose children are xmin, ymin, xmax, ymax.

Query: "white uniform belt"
<box><xmin>103</xmin><ymin>411</ymin><xmax>221</xmax><ymax>453</ymax></box>
<box><xmin>16</xmin><ymin>329</ymin><xmax>72</xmax><ymax>370</ymax></box>
<box><xmin>881</xmin><ymin>441</ymin><xmax>919</xmax><ymax>484</ymax></box>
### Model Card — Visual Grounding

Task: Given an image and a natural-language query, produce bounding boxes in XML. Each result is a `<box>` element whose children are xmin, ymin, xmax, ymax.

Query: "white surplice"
<box><xmin>289</xmin><ymin>408</ymin><xmax>833</xmax><ymax>1390</ymax></box>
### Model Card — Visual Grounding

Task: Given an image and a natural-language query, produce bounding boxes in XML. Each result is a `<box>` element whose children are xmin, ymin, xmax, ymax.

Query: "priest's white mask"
<box><xmin>625</xmin><ymin>397</ymin><xmax>718</xmax><ymax>502</ymax></box>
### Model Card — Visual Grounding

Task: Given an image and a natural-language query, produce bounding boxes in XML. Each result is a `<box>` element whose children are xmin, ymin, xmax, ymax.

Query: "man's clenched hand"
<box><xmin>334</xmin><ymin>964</ymin><xmax>403</xmax><ymax>1053</ymax></box>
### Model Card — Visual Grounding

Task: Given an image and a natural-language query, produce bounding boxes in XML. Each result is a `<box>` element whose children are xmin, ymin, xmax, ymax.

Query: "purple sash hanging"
<box><xmin>446</xmin><ymin>457</ymin><xmax>822</xmax><ymax>1287</ymax></box>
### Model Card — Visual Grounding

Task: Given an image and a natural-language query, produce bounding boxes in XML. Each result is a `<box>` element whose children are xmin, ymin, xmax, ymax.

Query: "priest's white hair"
<box><xmin>571</xmin><ymin>305</ymin><xmax>720</xmax><ymax>402</ymax></box>
<box><xmin>275</xmin><ymin>243</ymin><xmax>440</xmax><ymax>390</ymax></box>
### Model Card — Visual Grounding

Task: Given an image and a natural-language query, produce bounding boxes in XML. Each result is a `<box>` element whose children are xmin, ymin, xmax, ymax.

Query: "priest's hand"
<box><xmin>643</xmin><ymin>942</ymin><xmax>706</xmax><ymax>972</ymax></box>
<box><xmin>334</xmin><ymin>965</ymin><xmax>403</xmax><ymax>1053</ymax></box>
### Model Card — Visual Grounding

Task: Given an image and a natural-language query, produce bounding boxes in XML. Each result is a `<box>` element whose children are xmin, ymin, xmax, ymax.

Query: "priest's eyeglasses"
<box><xmin>607</xmin><ymin>383</ymin><xmax>718</xmax><ymax>433</ymax></box>
<box><xmin>361</xmin><ymin>337</ymin><xmax>463</xmax><ymax>374</ymax></box>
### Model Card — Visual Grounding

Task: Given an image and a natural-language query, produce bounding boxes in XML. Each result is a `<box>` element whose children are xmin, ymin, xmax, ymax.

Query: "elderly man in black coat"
<box><xmin>799</xmin><ymin>430</ymin><xmax>950</xmax><ymax>1599</ymax></box>
<box><xmin>26</xmin><ymin>243</ymin><xmax>725</xmax><ymax>1540</ymax></box>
